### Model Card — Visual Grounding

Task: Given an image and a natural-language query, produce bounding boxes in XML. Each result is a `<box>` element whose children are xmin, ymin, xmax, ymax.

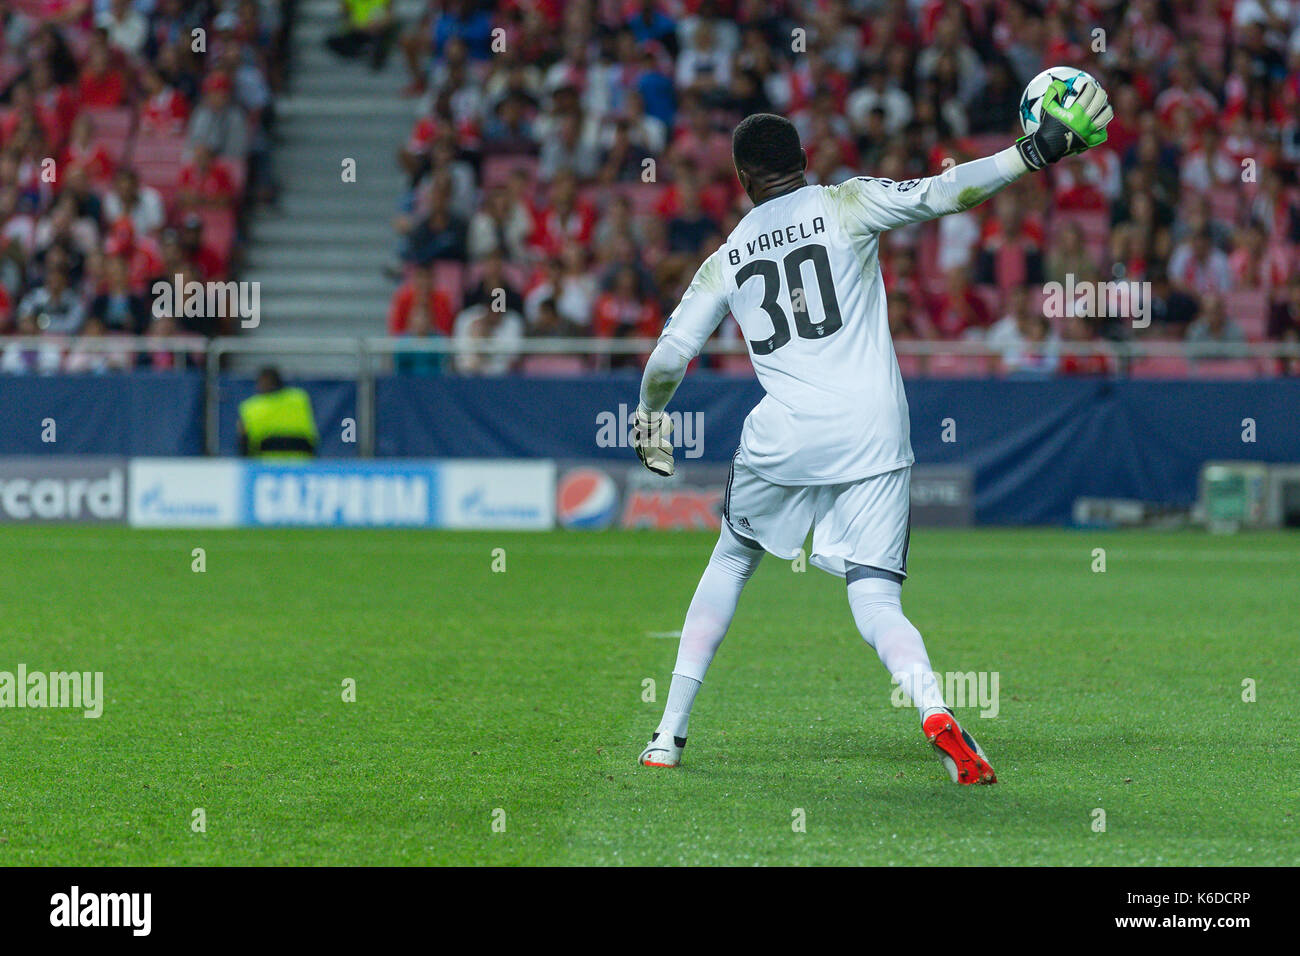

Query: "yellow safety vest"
<box><xmin>346</xmin><ymin>0</ymin><xmax>389</xmax><ymax>27</ymax></box>
<box><xmin>239</xmin><ymin>387</ymin><xmax>318</xmax><ymax>459</ymax></box>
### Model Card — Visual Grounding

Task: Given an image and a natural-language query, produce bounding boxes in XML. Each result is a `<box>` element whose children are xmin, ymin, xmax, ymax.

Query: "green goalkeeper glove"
<box><xmin>1015</xmin><ymin>80</ymin><xmax>1114</xmax><ymax>171</ymax></box>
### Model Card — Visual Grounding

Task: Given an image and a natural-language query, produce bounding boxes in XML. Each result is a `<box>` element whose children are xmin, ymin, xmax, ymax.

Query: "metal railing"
<box><xmin>2</xmin><ymin>335</ymin><xmax>1298</xmax><ymax>457</ymax></box>
<box><xmin>9</xmin><ymin>335</ymin><xmax>1300</xmax><ymax>359</ymax></box>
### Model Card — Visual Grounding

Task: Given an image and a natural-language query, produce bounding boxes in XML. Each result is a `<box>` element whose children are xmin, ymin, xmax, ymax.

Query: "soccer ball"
<box><xmin>1019</xmin><ymin>67</ymin><xmax>1101</xmax><ymax>136</ymax></box>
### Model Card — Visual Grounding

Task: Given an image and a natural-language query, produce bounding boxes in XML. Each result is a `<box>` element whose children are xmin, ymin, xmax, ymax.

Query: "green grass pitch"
<box><xmin>1</xmin><ymin>525</ymin><xmax>1296</xmax><ymax>866</ymax></box>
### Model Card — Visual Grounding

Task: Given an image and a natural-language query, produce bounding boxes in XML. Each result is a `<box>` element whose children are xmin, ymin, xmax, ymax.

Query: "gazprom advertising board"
<box><xmin>244</xmin><ymin>462</ymin><xmax>441</xmax><ymax>527</ymax></box>
<box><xmin>124</xmin><ymin>459</ymin><xmax>555</xmax><ymax>529</ymax></box>
<box><xmin>129</xmin><ymin>460</ymin><xmax>243</xmax><ymax>527</ymax></box>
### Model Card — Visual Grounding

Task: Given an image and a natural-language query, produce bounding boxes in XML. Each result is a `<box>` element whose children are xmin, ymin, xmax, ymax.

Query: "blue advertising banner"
<box><xmin>121</xmin><ymin>458</ymin><xmax>556</xmax><ymax>529</ymax></box>
<box><xmin>243</xmin><ymin>461</ymin><xmax>440</xmax><ymax>527</ymax></box>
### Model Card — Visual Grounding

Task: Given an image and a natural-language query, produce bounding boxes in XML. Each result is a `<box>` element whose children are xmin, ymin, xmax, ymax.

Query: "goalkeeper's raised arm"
<box><xmin>826</xmin><ymin>77</ymin><xmax>1113</xmax><ymax>232</ymax></box>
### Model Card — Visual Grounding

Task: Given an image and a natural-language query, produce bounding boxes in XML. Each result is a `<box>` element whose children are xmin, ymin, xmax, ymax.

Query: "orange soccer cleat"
<box><xmin>923</xmin><ymin>708</ymin><xmax>997</xmax><ymax>785</ymax></box>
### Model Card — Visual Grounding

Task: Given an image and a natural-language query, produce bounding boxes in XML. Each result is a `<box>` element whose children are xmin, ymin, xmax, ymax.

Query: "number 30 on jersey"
<box><xmin>735</xmin><ymin>243</ymin><xmax>844</xmax><ymax>355</ymax></box>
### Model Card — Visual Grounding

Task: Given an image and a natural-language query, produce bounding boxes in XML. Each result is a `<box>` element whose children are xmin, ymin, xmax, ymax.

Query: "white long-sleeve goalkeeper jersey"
<box><xmin>644</xmin><ymin>148</ymin><xmax>1028</xmax><ymax>485</ymax></box>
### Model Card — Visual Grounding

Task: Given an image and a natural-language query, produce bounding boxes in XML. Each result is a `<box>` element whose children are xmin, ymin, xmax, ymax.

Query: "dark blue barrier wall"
<box><xmin>0</xmin><ymin>375</ymin><xmax>357</xmax><ymax>458</ymax></box>
<box><xmin>4</xmin><ymin>373</ymin><xmax>1297</xmax><ymax>523</ymax></box>
<box><xmin>0</xmin><ymin>372</ymin><xmax>206</xmax><ymax>455</ymax></box>
<box><xmin>906</xmin><ymin>379</ymin><xmax>1300</xmax><ymax>523</ymax></box>
<box><xmin>375</xmin><ymin>375</ymin><xmax>1300</xmax><ymax>524</ymax></box>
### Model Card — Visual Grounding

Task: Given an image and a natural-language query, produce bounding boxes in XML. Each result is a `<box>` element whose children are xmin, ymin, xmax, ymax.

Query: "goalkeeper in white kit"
<box><xmin>632</xmin><ymin>80</ymin><xmax>1112</xmax><ymax>784</ymax></box>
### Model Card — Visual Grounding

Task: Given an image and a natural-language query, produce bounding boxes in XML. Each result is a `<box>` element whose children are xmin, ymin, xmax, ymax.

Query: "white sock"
<box><xmin>846</xmin><ymin>574</ymin><xmax>947</xmax><ymax>716</ymax></box>
<box><xmin>656</xmin><ymin>675</ymin><xmax>701</xmax><ymax>740</ymax></box>
<box><xmin>656</xmin><ymin>524</ymin><xmax>762</xmax><ymax>738</ymax></box>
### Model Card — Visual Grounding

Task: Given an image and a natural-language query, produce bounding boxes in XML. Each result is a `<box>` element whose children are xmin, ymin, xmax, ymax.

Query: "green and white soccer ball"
<box><xmin>1019</xmin><ymin>66</ymin><xmax>1101</xmax><ymax>136</ymax></box>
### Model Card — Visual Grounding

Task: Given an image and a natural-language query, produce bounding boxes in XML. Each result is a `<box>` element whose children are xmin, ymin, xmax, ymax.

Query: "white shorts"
<box><xmin>722</xmin><ymin>456</ymin><xmax>912</xmax><ymax>579</ymax></box>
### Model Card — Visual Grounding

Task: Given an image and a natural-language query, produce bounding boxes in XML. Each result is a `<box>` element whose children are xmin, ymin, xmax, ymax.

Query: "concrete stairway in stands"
<box><xmin>237</xmin><ymin>0</ymin><xmax>423</xmax><ymax>373</ymax></box>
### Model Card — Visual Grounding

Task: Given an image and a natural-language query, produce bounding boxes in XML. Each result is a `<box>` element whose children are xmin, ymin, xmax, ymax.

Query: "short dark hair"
<box><xmin>732</xmin><ymin>113</ymin><xmax>802</xmax><ymax>178</ymax></box>
<box><xmin>257</xmin><ymin>366</ymin><xmax>284</xmax><ymax>392</ymax></box>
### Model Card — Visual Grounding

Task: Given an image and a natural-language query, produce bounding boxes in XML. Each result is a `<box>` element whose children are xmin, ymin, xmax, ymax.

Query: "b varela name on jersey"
<box><xmin>727</xmin><ymin>216</ymin><xmax>826</xmax><ymax>265</ymax></box>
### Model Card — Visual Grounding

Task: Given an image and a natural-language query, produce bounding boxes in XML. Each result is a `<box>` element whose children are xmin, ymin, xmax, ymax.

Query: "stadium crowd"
<box><xmin>0</xmin><ymin>0</ymin><xmax>287</xmax><ymax>372</ymax></box>
<box><xmin>388</xmin><ymin>0</ymin><xmax>1300</xmax><ymax>377</ymax></box>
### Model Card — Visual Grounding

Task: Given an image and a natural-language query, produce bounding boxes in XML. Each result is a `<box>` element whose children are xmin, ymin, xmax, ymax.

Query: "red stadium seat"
<box><xmin>1223</xmin><ymin>288</ymin><xmax>1268</xmax><ymax>340</ymax></box>
<box><xmin>1191</xmin><ymin>14</ymin><xmax>1226</xmax><ymax>62</ymax></box>
<box><xmin>718</xmin><ymin>354</ymin><xmax>753</xmax><ymax>374</ymax></box>
<box><xmin>1268</xmin><ymin>242</ymin><xmax>1296</xmax><ymax>275</ymax></box>
<box><xmin>1128</xmin><ymin>356</ymin><xmax>1192</xmax><ymax>378</ymax></box>
<box><xmin>1027</xmin><ymin>286</ymin><xmax>1050</xmax><ymax>319</ymax></box>
<box><xmin>134</xmin><ymin>165</ymin><xmax>185</xmax><ymax>208</ymax></box>
<box><xmin>132</xmin><ymin>130</ymin><xmax>188</xmax><ymax>204</ymax></box>
<box><xmin>1190</xmin><ymin>359</ymin><xmax>1261</xmax><ymax>379</ymax></box>
<box><xmin>132</xmin><ymin>134</ymin><xmax>187</xmax><ymax>165</ymax></box>
<box><xmin>1053</xmin><ymin>210</ymin><xmax>1109</xmax><ymax>247</ymax></box>
<box><xmin>1207</xmin><ymin>187</ymin><xmax>1240</xmax><ymax>225</ymax></box>
<box><xmin>126</xmin><ymin>133</ymin><xmax>189</xmax><ymax>208</ymax></box>
<box><xmin>219</xmin><ymin>157</ymin><xmax>247</xmax><ymax>196</ymax></box>
<box><xmin>520</xmin><ymin>355</ymin><xmax>586</xmax><ymax>375</ymax></box>
<box><xmin>83</xmin><ymin>106</ymin><xmax>135</xmax><ymax>164</ymax></box>
<box><xmin>482</xmin><ymin>155</ymin><xmax>538</xmax><ymax>188</ymax></box>
<box><xmin>83</xmin><ymin>106</ymin><xmax>134</xmax><ymax>138</ymax></box>
<box><xmin>926</xmin><ymin>353</ymin><xmax>992</xmax><ymax>377</ymax></box>
<box><xmin>1083</xmin><ymin>236</ymin><xmax>1107</xmax><ymax>268</ymax></box>
<box><xmin>431</xmin><ymin>261</ymin><xmax>465</xmax><ymax>312</ymax></box>
<box><xmin>1051</xmin><ymin>209</ymin><xmax>1110</xmax><ymax>273</ymax></box>
<box><xmin>922</xmin><ymin>274</ymin><xmax>949</xmax><ymax>297</ymax></box>
<box><xmin>0</xmin><ymin>55</ymin><xmax>23</xmax><ymax>90</ymax></box>
<box><xmin>895</xmin><ymin>353</ymin><xmax>924</xmax><ymax>377</ymax></box>
<box><xmin>194</xmin><ymin>207</ymin><xmax>236</xmax><ymax>275</ymax></box>
<box><xmin>463</xmin><ymin>261</ymin><xmax>528</xmax><ymax>290</ymax></box>
<box><xmin>994</xmin><ymin>244</ymin><xmax>1028</xmax><ymax>290</ymax></box>
<box><xmin>504</xmin><ymin>264</ymin><xmax>529</xmax><ymax>289</ymax></box>
<box><xmin>134</xmin><ymin>160</ymin><xmax>184</xmax><ymax>195</ymax></box>
<box><xmin>618</xmin><ymin>181</ymin><xmax>667</xmax><ymax>215</ymax></box>
<box><xmin>973</xmin><ymin>284</ymin><xmax>1002</xmax><ymax>317</ymax></box>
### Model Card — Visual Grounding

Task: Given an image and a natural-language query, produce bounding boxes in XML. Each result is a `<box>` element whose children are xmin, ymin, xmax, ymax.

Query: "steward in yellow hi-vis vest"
<box><xmin>237</xmin><ymin>367</ymin><xmax>319</xmax><ymax>459</ymax></box>
<box><xmin>345</xmin><ymin>0</ymin><xmax>390</xmax><ymax>28</ymax></box>
<box><xmin>325</xmin><ymin>0</ymin><xmax>397</xmax><ymax>67</ymax></box>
